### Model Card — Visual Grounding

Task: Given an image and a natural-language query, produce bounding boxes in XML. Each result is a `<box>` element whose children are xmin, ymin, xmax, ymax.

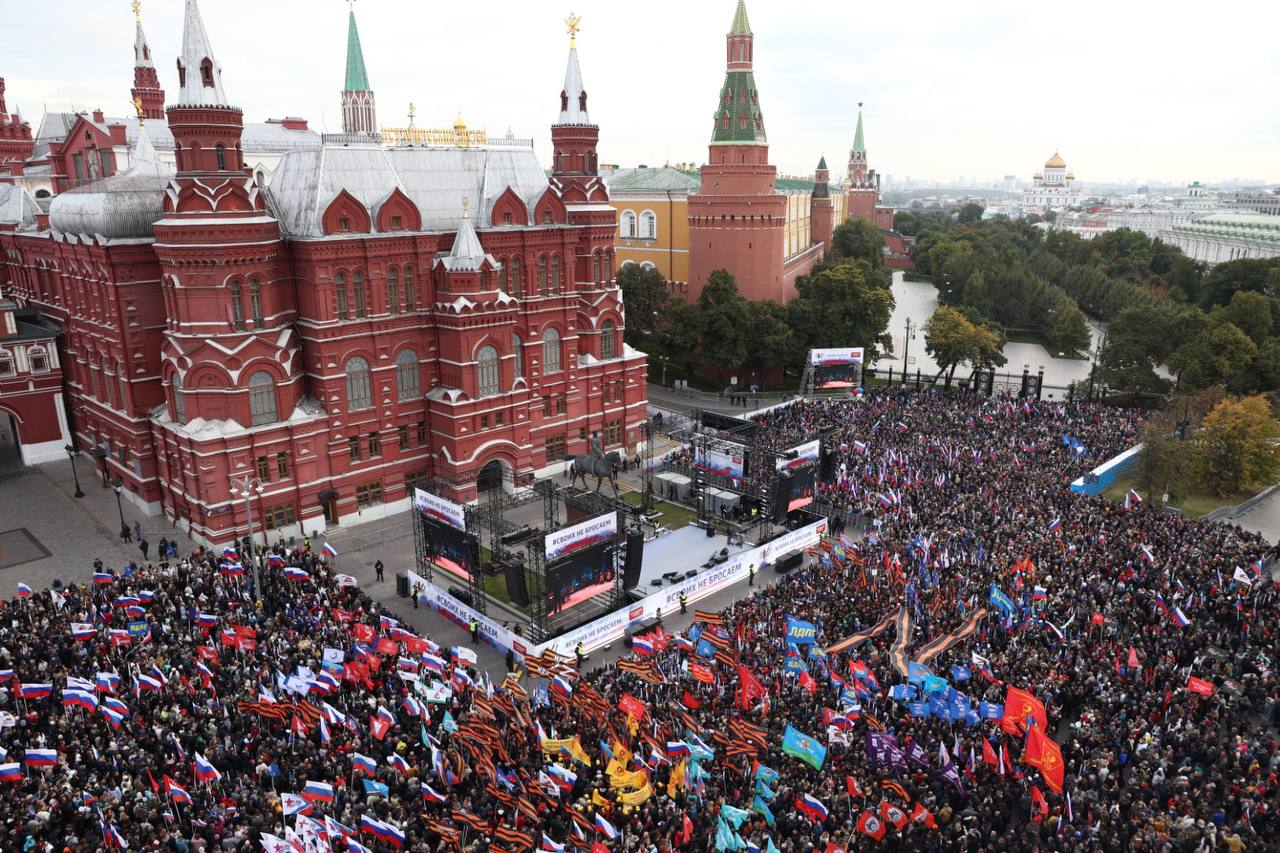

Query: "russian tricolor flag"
<box><xmin>195</xmin><ymin>612</ymin><xmax>217</xmax><ymax>628</ymax></box>
<box><xmin>795</xmin><ymin>792</ymin><xmax>828</xmax><ymax>822</ymax></box>
<box><xmin>322</xmin><ymin>542</ymin><xmax>338</xmax><ymax>558</ymax></box>
<box><xmin>387</xmin><ymin>754</ymin><xmax>410</xmax><ymax>775</ymax></box>
<box><xmin>1047</xmin><ymin>518</ymin><xmax>1062</xmax><ymax>534</ymax></box>
<box><xmin>302</xmin><ymin>780</ymin><xmax>335</xmax><ymax>803</ymax></box>
<box><xmin>102</xmin><ymin>696</ymin><xmax>129</xmax><ymax>716</ymax></box>
<box><xmin>1032</xmin><ymin>586</ymin><xmax>1048</xmax><ymax>601</ymax></box>
<box><xmin>71</xmin><ymin>623</ymin><xmax>96</xmax><ymax>641</ymax></box>
<box><xmin>352</xmin><ymin>753</ymin><xmax>377</xmax><ymax>776</ymax></box>
<box><xmin>550</xmin><ymin>675</ymin><xmax>574</xmax><ymax>697</ymax></box>
<box><xmin>165</xmin><ymin>776</ymin><xmax>192</xmax><ymax>804</ymax></box>
<box><xmin>16</xmin><ymin>583</ymin><xmax>32</xmax><ymax>598</ymax></box>
<box><xmin>220</xmin><ymin>562</ymin><xmax>244</xmax><ymax>576</ymax></box>
<box><xmin>136</xmin><ymin>674</ymin><xmax>163</xmax><ymax>692</ymax></box>
<box><xmin>24</xmin><ymin>748</ymin><xmax>57</xmax><ymax>767</ymax></box>
<box><xmin>360</xmin><ymin>815</ymin><xmax>404</xmax><ymax>848</ymax></box>
<box><xmin>92</xmin><ymin>572</ymin><xmax>114</xmax><ymax>584</ymax></box>
<box><xmin>594</xmin><ymin>814</ymin><xmax>619</xmax><ymax>840</ymax></box>
<box><xmin>284</xmin><ymin>567</ymin><xmax>310</xmax><ymax>581</ymax></box>
<box><xmin>0</xmin><ymin>762</ymin><xmax>22</xmax><ymax>782</ymax></box>
<box><xmin>631</xmin><ymin>636</ymin><xmax>654</xmax><ymax>656</ymax></box>
<box><xmin>100</xmin><ymin>706</ymin><xmax>126</xmax><ymax>729</ymax></box>
<box><xmin>62</xmin><ymin>688</ymin><xmax>98</xmax><ymax>712</ymax></box>
<box><xmin>1172</xmin><ymin>607</ymin><xmax>1191</xmax><ymax>628</ymax></box>
<box><xmin>421</xmin><ymin>653</ymin><xmax>446</xmax><ymax>674</ymax></box>
<box><xmin>267</xmin><ymin>554</ymin><xmax>285</xmax><ymax>568</ymax></box>
<box><xmin>666</xmin><ymin>740</ymin><xmax>691</xmax><ymax>758</ymax></box>
<box><xmin>1140</xmin><ymin>545</ymin><xmax>1155</xmax><ymax>564</ymax></box>
<box><xmin>194</xmin><ymin>752</ymin><xmax>220</xmax><ymax>783</ymax></box>
<box><xmin>222</xmin><ymin>546</ymin><xmax>238</xmax><ymax>559</ymax></box>
<box><xmin>422</xmin><ymin>782</ymin><xmax>447</xmax><ymax>803</ymax></box>
<box><xmin>18</xmin><ymin>682</ymin><xmax>52</xmax><ymax>700</ymax></box>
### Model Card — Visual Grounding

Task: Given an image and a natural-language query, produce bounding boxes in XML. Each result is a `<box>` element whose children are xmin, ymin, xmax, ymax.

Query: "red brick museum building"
<box><xmin>0</xmin><ymin>0</ymin><xmax>647</xmax><ymax>547</ymax></box>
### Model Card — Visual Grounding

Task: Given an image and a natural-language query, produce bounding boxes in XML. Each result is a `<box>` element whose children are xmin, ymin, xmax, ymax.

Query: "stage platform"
<box><xmin>636</xmin><ymin>525</ymin><xmax>752</xmax><ymax>590</ymax></box>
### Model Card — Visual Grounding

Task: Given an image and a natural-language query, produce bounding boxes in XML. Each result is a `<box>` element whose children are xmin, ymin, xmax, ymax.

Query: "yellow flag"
<box><xmin>618</xmin><ymin>782</ymin><xmax>653</xmax><ymax>806</ymax></box>
<box><xmin>592</xmin><ymin>789</ymin><xmax>612</xmax><ymax>810</ymax></box>
<box><xmin>666</xmin><ymin>758</ymin><xmax>687</xmax><ymax>798</ymax></box>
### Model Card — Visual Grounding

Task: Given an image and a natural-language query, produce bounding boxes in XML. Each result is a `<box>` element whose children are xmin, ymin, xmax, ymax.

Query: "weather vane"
<box><xmin>133</xmin><ymin>96</ymin><xmax>145</xmax><ymax>125</ymax></box>
<box><xmin>131</xmin><ymin>0</ymin><xmax>141</xmax><ymax>21</ymax></box>
<box><xmin>566</xmin><ymin>12</ymin><xmax>581</xmax><ymax>47</ymax></box>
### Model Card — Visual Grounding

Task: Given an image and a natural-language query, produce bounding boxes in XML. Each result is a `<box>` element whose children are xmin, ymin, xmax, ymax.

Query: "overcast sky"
<box><xmin>3</xmin><ymin>0</ymin><xmax>1276</xmax><ymax>185</ymax></box>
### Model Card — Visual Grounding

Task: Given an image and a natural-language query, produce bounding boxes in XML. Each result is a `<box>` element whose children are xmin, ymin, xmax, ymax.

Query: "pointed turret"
<box><xmin>711</xmin><ymin>0</ymin><xmax>766</xmax><ymax>146</ymax></box>
<box><xmin>812</xmin><ymin>156</ymin><xmax>830</xmax><ymax>200</ymax></box>
<box><xmin>174</xmin><ymin>0</ymin><xmax>227</xmax><ymax>106</ymax></box>
<box><xmin>847</xmin><ymin>102</ymin><xmax>869</xmax><ymax>187</ymax></box>
<box><xmin>446</xmin><ymin>203</ymin><xmax>487</xmax><ymax>271</ymax></box>
<box><xmin>852</xmin><ymin>108</ymin><xmax>865</xmax><ymax>155</ymax></box>
<box><xmin>551</xmin><ymin>14</ymin><xmax>600</xmax><ymax>179</ymax></box>
<box><xmin>130</xmin><ymin>2</ymin><xmax>165</xmax><ymax>121</ymax></box>
<box><xmin>341</xmin><ymin>8</ymin><xmax>377</xmax><ymax>136</ymax></box>
<box><xmin>812</xmin><ymin>155</ymin><xmax>834</xmax><ymax>252</ymax></box>
<box><xmin>558</xmin><ymin>39</ymin><xmax>590</xmax><ymax>125</ymax></box>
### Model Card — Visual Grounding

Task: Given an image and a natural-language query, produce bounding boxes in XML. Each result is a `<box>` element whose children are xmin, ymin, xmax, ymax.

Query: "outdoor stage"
<box><xmin>635</xmin><ymin>525</ymin><xmax>753</xmax><ymax>590</ymax></box>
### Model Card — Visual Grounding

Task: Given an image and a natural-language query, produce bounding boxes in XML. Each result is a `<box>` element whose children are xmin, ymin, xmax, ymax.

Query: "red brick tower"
<box><xmin>0</xmin><ymin>78</ymin><xmax>34</xmax><ymax>175</ymax></box>
<box><xmin>154</xmin><ymin>0</ymin><xmax>302</xmax><ymax>534</ymax></box>
<box><xmin>130</xmin><ymin>2</ymin><xmax>166</xmax><ymax>121</ymax></box>
<box><xmin>687</xmin><ymin>0</ymin><xmax>788</xmax><ymax>303</ymax></box>
<box><xmin>811</xmin><ymin>155</ymin><xmax>834</xmax><ymax>253</ymax></box>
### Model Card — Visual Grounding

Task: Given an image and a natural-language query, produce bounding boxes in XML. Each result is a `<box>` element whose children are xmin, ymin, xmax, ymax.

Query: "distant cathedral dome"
<box><xmin>1045</xmin><ymin>151</ymin><xmax>1067</xmax><ymax>169</ymax></box>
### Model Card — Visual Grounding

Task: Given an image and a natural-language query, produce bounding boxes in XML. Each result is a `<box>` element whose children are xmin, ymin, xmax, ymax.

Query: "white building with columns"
<box><xmin>1022</xmin><ymin>151</ymin><xmax>1082</xmax><ymax>211</ymax></box>
<box><xmin>1162</xmin><ymin>213</ymin><xmax>1280</xmax><ymax>263</ymax></box>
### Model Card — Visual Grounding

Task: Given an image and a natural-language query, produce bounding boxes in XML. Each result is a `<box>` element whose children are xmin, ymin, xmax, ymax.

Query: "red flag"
<box><xmin>350</xmin><ymin>623</ymin><xmax>375</xmax><ymax>643</ymax></box>
<box><xmin>369</xmin><ymin>714</ymin><xmax>390</xmax><ymax>740</ymax></box>
<box><xmin>982</xmin><ymin>738</ymin><xmax>997</xmax><ymax>767</ymax></box>
<box><xmin>1030</xmin><ymin>785</ymin><xmax>1049</xmax><ymax>819</ymax></box>
<box><xmin>689</xmin><ymin>663</ymin><xmax>714</xmax><ymax>685</ymax></box>
<box><xmin>1090</xmin><ymin>612</ymin><xmax>1105</xmax><ymax>625</ymax></box>
<box><xmin>824</xmin><ymin>844</ymin><xmax>848</xmax><ymax>853</ymax></box>
<box><xmin>376</xmin><ymin>637</ymin><xmax>398</xmax><ymax>656</ymax></box>
<box><xmin>736</xmin><ymin>665</ymin><xmax>767</xmax><ymax>712</ymax></box>
<box><xmin>1026</xmin><ymin>726</ymin><xmax>1064</xmax><ymax>793</ymax></box>
<box><xmin>1001</xmin><ymin>685</ymin><xmax>1048</xmax><ymax>735</ymax></box>
<box><xmin>1127</xmin><ymin>646</ymin><xmax>1140</xmax><ymax>669</ymax></box>
<box><xmin>845</xmin><ymin>775</ymin><xmax>864</xmax><ymax>798</ymax></box>
<box><xmin>147</xmin><ymin>768</ymin><xmax>160</xmax><ymax>794</ymax></box>
<box><xmin>1186</xmin><ymin>675</ymin><xmax>1215</xmax><ymax>696</ymax></box>
<box><xmin>677</xmin><ymin>814</ymin><xmax>693</xmax><ymax>847</ymax></box>
<box><xmin>592</xmin><ymin>844</ymin><xmax>610</xmax><ymax>853</ymax></box>
<box><xmin>618</xmin><ymin>693</ymin><xmax>648</xmax><ymax>720</ymax></box>
<box><xmin>909</xmin><ymin>802</ymin><xmax>938</xmax><ymax>829</ymax></box>
<box><xmin>798</xmin><ymin>671</ymin><xmax>818</xmax><ymax>694</ymax></box>
<box><xmin>857</xmin><ymin>810</ymin><xmax>886</xmax><ymax>841</ymax></box>
<box><xmin>879</xmin><ymin>800</ymin><xmax>908</xmax><ymax>830</ymax></box>
<box><xmin>680</xmin><ymin>690</ymin><xmax>702</xmax><ymax>710</ymax></box>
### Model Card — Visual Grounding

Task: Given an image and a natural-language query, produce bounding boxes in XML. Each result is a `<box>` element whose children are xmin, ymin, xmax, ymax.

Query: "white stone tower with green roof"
<box><xmin>687</xmin><ymin>0</ymin><xmax>792</xmax><ymax>304</ymax></box>
<box><xmin>340</xmin><ymin>7</ymin><xmax>377</xmax><ymax>137</ymax></box>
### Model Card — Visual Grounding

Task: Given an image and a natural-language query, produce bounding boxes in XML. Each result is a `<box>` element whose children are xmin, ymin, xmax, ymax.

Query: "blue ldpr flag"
<box><xmin>989</xmin><ymin>584</ymin><xmax>1014</xmax><ymax>616</ymax></box>
<box><xmin>889</xmin><ymin>684</ymin><xmax>916</xmax><ymax>702</ymax></box>
<box><xmin>784</xmin><ymin>616</ymin><xmax>819</xmax><ymax>645</ymax></box>
<box><xmin>696</xmin><ymin>639</ymin><xmax>716</xmax><ymax>659</ymax></box>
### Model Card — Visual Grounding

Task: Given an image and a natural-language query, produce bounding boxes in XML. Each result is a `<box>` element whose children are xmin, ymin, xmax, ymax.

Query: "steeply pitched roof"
<box><xmin>176</xmin><ymin>0</ymin><xmax>228</xmax><ymax>106</ymax></box>
<box><xmin>134</xmin><ymin>18</ymin><xmax>154</xmax><ymax>69</ymax></box>
<box><xmin>730</xmin><ymin>0</ymin><xmax>752</xmax><ymax>34</ymax></box>
<box><xmin>559</xmin><ymin>46</ymin><xmax>591</xmax><ymax>126</ymax></box>
<box><xmin>711</xmin><ymin>71</ymin><xmax>767</xmax><ymax>145</ymax></box>
<box><xmin>345</xmin><ymin>10</ymin><xmax>371</xmax><ymax>92</ymax></box>
<box><xmin>852</xmin><ymin>108</ymin><xmax>865</xmax><ymax>155</ymax></box>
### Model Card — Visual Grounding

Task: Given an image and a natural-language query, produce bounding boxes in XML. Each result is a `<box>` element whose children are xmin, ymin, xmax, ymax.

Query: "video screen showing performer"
<box><xmin>545</xmin><ymin>541</ymin><xmax>616</xmax><ymax>616</ymax></box>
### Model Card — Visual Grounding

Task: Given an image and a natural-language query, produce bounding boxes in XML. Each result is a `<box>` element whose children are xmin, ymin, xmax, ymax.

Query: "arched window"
<box><xmin>601</xmin><ymin>320</ymin><xmax>617</xmax><ymax>360</ymax></box>
<box><xmin>249</xmin><ymin>279</ymin><xmax>263</xmax><ymax>325</ymax></box>
<box><xmin>592</xmin><ymin>253</ymin><xmax>601</xmax><ymax>286</ymax></box>
<box><xmin>353</xmin><ymin>271</ymin><xmax>367</xmax><ymax>318</ymax></box>
<box><xmin>641</xmin><ymin>211</ymin><xmax>657</xmax><ymax>240</ymax></box>
<box><xmin>538</xmin><ymin>255</ymin><xmax>548</xmax><ymax>296</ymax></box>
<box><xmin>403</xmin><ymin>266</ymin><xmax>414</xmax><ymax>311</ymax></box>
<box><xmin>395</xmin><ymin>349</ymin><xmax>419</xmax><ymax>401</ymax></box>
<box><xmin>171</xmin><ymin>372</ymin><xmax>185</xmax><ymax>423</ymax></box>
<box><xmin>542</xmin><ymin>328</ymin><xmax>562</xmax><ymax>374</ymax></box>
<box><xmin>512</xmin><ymin>334</ymin><xmax>524</xmax><ymax>380</ymax></box>
<box><xmin>604</xmin><ymin>253</ymin><xmax>614</xmax><ymax>284</ymax></box>
<box><xmin>386</xmin><ymin>267</ymin><xmax>399</xmax><ymax>315</ymax></box>
<box><xmin>116</xmin><ymin>359</ymin><xmax>128</xmax><ymax>409</ymax></box>
<box><xmin>28</xmin><ymin>346</ymin><xmax>50</xmax><ymax>374</ymax></box>
<box><xmin>554</xmin><ymin>150</ymin><xmax>562</xmax><ymax>172</ymax></box>
<box><xmin>200</xmin><ymin>58</ymin><xmax>214</xmax><ymax>88</ymax></box>
<box><xmin>586</xmin><ymin>151</ymin><xmax>596</xmax><ymax>173</ymax></box>
<box><xmin>511</xmin><ymin>257</ymin><xmax>523</xmax><ymax>296</ymax></box>
<box><xmin>335</xmin><ymin>272</ymin><xmax>349</xmax><ymax>320</ymax></box>
<box><xmin>620</xmin><ymin>211</ymin><xmax>637</xmax><ymax>238</ymax></box>
<box><xmin>0</xmin><ymin>351</ymin><xmax>12</xmax><ymax>377</ymax></box>
<box><xmin>248</xmin><ymin>370</ymin><xmax>277</xmax><ymax>426</ymax></box>
<box><xmin>229</xmin><ymin>281</ymin><xmax>244</xmax><ymax>328</ymax></box>
<box><xmin>477</xmin><ymin>345</ymin><xmax>500</xmax><ymax>398</ymax></box>
<box><xmin>215</xmin><ymin>144</ymin><xmax>226</xmax><ymax>171</ymax></box>
<box><xmin>345</xmin><ymin>357</ymin><xmax>372</xmax><ymax>411</ymax></box>
<box><xmin>499</xmin><ymin>259</ymin><xmax>509</xmax><ymax>293</ymax></box>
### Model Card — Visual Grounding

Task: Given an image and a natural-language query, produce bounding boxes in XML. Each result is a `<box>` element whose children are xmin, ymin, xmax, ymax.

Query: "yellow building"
<box><xmin>606</xmin><ymin>166</ymin><xmax>843</xmax><ymax>286</ymax></box>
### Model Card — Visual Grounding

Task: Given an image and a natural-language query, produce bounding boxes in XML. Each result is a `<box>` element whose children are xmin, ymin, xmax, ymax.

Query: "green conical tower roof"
<box><xmin>344</xmin><ymin>9</ymin><xmax>371</xmax><ymax>92</ymax></box>
<box><xmin>818</xmin><ymin>155</ymin><xmax>828</xmax><ymax>170</ymax></box>
<box><xmin>711</xmin><ymin>1</ymin><xmax>766</xmax><ymax>145</ymax></box>
<box><xmin>730</xmin><ymin>0</ymin><xmax>751</xmax><ymax>34</ymax></box>
<box><xmin>852</xmin><ymin>106</ymin><xmax>865</xmax><ymax>155</ymax></box>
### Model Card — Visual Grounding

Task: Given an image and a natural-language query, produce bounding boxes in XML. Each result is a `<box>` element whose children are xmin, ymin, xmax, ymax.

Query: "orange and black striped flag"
<box><xmin>729</xmin><ymin>718</ymin><xmax>767</xmax><ymax>747</ymax></box>
<box><xmin>726</xmin><ymin>741</ymin><xmax>759</xmax><ymax>759</ymax></box>
<box><xmin>715</xmin><ymin>649</ymin><xmax>738</xmax><ymax>668</ymax></box>
<box><xmin>451</xmin><ymin>808</ymin><xmax>488</xmax><ymax>832</ymax></box>
<box><xmin>882</xmin><ymin>779</ymin><xmax>910</xmax><ymax>802</ymax></box>
<box><xmin>516</xmin><ymin>795</ymin><xmax>541</xmax><ymax>822</ymax></box>
<box><xmin>693</xmin><ymin>609</ymin><xmax>724</xmax><ymax>626</ymax></box>
<box><xmin>493</xmin><ymin>825</ymin><xmax>535</xmax><ymax>850</ymax></box>
<box><xmin>426</xmin><ymin>820</ymin><xmax>461</xmax><ymax>844</ymax></box>
<box><xmin>486</xmin><ymin>782</ymin><xmax>517</xmax><ymax>806</ymax></box>
<box><xmin>680</xmin><ymin>711</ymin><xmax>702</xmax><ymax>734</ymax></box>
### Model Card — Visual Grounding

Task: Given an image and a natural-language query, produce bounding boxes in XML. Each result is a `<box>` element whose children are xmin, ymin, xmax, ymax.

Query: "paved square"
<box><xmin>0</xmin><ymin>527</ymin><xmax>51</xmax><ymax>570</ymax></box>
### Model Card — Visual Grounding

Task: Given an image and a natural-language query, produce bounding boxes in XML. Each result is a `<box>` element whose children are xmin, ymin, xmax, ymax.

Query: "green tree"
<box><xmin>1135</xmin><ymin>405</ymin><xmax>1190</xmax><ymax>505</ymax></box>
<box><xmin>829</xmin><ymin>218</ymin><xmax>886</xmax><ymax>268</ymax></box>
<box><xmin>1243</xmin><ymin>339</ymin><xmax>1280</xmax><ymax>393</ymax></box>
<box><xmin>1044</xmin><ymin>299</ymin><xmax>1091</xmax><ymax>356</ymax></box>
<box><xmin>1199</xmin><ymin>258</ymin><xmax>1280</xmax><ymax>308</ymax></box>
<box><xmin>893</xmin><ymin>210</ymin><xmax>920</xmax><ymax>236</ymax></box>
<box><xmin>923</xmin><ymin>304</ymin><xmax>1007</xmax><ymax>385</ymax></box>
<box><xmin>652</xmin><ymin>299</ymin><xmax>701</xmax><ymax>380</ymax></box>
<box><xmin>1193</xmin><ymin>395</ymin><xmax>1280</xmax><ymax>496</ymax></box>
<box><xmin>745</xmin><ymin>300</ymin><xmax>793</xmax><ymax>377</ymax></box>
<box><xmin>955</xmin><ymin>202</ymin><xmax>985</xmax><ymax>225</ymax></box>
<box><xmin>1209</xmin><ymin>290</ymin><xmax>1273</xmax><ymax>345</ymax></box>
<box><xmin>788</xmin><ymin>259</ymin><xmax>895</xmax><ymax>364</ymax></box>
<box><xmin>1092</xmin><ymin>228</ymin><xmax>1154</xmax><ymax>282</ymax></box>
<box><xmin>616</xmin><ymin>263</ymin><xmax>669</xmax><ymax>347</ymax></box>
<box><xmin>697</xmin><ymin>270</ymin><xmax>751</xmax><ymax>372</ymax></box>
<box><xmin>1170</xmin><ymin>322</ymin><xmax>1257</xmax><ymax>391</ymax></box>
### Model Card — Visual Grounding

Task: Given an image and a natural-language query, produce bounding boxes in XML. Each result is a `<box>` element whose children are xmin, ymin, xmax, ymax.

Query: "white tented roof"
<box><xmin>266</xmin><ymin>142</ymin><xmax>548</xmax><ymax>238</ymax></box>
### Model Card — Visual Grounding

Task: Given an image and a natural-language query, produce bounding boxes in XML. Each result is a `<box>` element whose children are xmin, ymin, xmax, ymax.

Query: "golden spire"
<box><xmin>131</xmin><ymin>0</ymin><xmax>141</xmax><ymax>22</ymax></box>
<box><xmin>133</xmin><ymin>96</ymin><xmax>145</xmax><ymax>126</ymax></box>
<box><xmin>407</xmin><ymin>102</ymin><xmax>415</xmax><ymax>128</ymax></box>
<box><xmin>566</xmin><ymin>12</ymin><xmax>581</xmax><ymax>47</ymax></box>
<box><xmin>462</xmin><ymin>197</ymin><xmax>469</xmax><ymax>219</ymax></box>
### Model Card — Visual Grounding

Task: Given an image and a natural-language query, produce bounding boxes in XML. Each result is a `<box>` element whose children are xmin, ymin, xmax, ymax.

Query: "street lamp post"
<box><xmin>109</xmin><ymin>477</ymin><xmax>129</xmax><ymax>541</ymax></box>
<box><xmin>65</xmin><ymin>444</ymin><xmax>84</xmax><ymax>498</ymax></box>
<box><xmin>902</xmin><ymin>317</ymin><xmax>915</xmax><ymax>385</ymax></box>
<box><xmin>229</xmin><ymin>475</ymin><xmax>265</xmax><ymax>602</ymax></box>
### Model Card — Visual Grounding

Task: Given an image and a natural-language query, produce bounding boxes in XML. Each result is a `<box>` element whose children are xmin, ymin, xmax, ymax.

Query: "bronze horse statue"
<box><xmin>568</xmin><ymin>450</ymin><xmax>622</xmax><ymax>495</ymax></box>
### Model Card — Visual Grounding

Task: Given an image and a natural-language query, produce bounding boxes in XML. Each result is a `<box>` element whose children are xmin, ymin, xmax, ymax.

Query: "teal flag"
<box><xmin>721</xmin><ymin>804</ymin><xmax>750</xmax><ymax>830</ymax></box>
<box><xmin>781</xmin><ymin>724</ymin><xmax>827</xmax><ymax>770</ymax></box>
<box><xmin>752</xmin><ymin>795</ymin><xmax>776</xmax><ymax>827</ymax></box>
<box><xmin>442</xmin><ymin>710</ymin><xmax>459</xmax><ymax>733</ymax></box>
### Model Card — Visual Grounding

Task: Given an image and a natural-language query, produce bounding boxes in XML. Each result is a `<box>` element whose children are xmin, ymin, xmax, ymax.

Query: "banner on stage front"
<box><xmin>778</xmin><ymin>440</ymin><xmax>820</xmax><ymax>471</ymax></box>
<box><xmin>809</xmin><ymin>348</ymin><xmax>864</xmax><ymax>366</ymax></box>
<box><xmin>545</xmin><ymin>512</ymin><xmax>618</xmax><ymax>563</ymax></box>
<box><xmin>413</xmin><ymin>488</ymin><xmax>466</xmax><ymax>531</ymax></box>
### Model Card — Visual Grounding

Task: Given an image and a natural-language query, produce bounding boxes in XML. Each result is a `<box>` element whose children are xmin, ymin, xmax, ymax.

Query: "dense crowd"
<box><xmin>1</xmin><ymin>388</ymin><xmax>1277</xmax><ymax>852</ymax></box>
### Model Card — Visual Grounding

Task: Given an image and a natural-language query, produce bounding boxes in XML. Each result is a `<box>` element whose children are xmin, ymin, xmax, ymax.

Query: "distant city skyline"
<box><xmin>3</xmin><ymin>0</ymin><xmax>1276</xmax><ymax>185</ymax></box>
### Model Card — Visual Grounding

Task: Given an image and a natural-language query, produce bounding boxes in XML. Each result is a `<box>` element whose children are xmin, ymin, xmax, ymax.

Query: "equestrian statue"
<box><xmin>568</xmin><ymin>432</ymin><xmax>621</xmax><ymax>495</ymax></box>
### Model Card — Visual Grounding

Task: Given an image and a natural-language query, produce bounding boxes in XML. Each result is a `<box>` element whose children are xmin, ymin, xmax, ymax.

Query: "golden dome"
<box><xmin>453</xmin><ymin>112</ymin><xmax>466</xmax><ymax>131</ymax></box>
<box><xmin>1045</xmin><ymin>151</ymin><xmax>1067</xmax><ymax>169</ymax></box>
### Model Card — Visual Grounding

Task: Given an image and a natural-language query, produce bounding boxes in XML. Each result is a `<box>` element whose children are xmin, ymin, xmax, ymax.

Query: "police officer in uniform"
<box><xmin>469</xmin><ymin>617</ymin><xmax>479</xmax><ymax>643</ymax></box>
<box><xmin>575</xmin><ymin>642</ymin><xmax>586</xmax><ymax>669</ymax></box>
<box><xmin>679</xmin><ymin>591</ymin><xmax>688</xmax><ymax>614</ymax></box>
<box><xmin>749</xmin><ymin>563</ymin><xmax>756</xmax><ymax>587</ymax></box>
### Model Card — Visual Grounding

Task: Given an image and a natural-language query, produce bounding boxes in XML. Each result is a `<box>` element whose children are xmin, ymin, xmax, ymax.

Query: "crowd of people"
<box><xmin>1</xmin><ymin>388</ymin><xmax>1277</xmax><ymax>852</ymax></box>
